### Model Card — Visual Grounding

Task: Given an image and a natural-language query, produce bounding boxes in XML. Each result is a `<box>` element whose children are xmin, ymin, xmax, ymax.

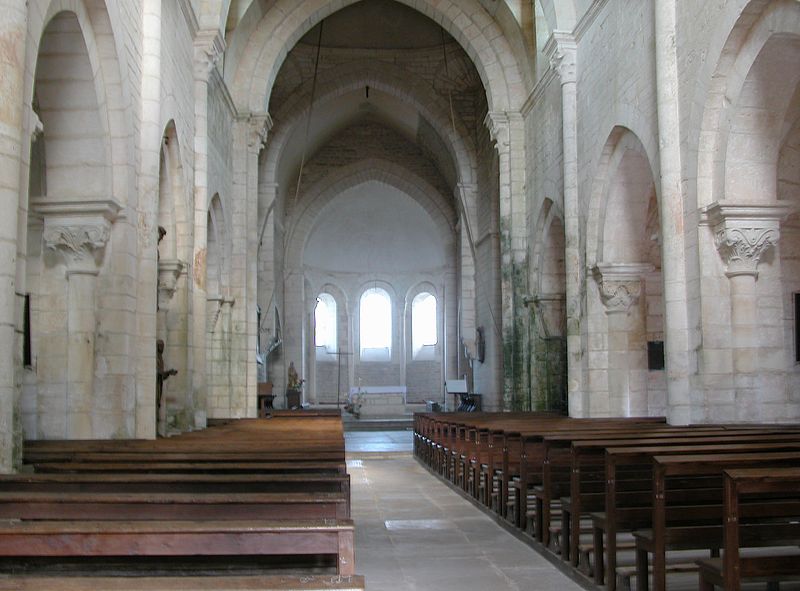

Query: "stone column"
<box><xmin>244</xmin><ymin>114</ymin><xmax>270</xmax><ymax>416</ymax></box>
<box><xmin>191</xmin><ymin>30</ymin><xmax>224</xmax><ymax>429</ymax></box>
<box><xmin>594</xmin><ymin>263</ymin><xmax>654</xmax><ymax>417</ymax></box>
<box><xmin>484</xmin><ymin>111</ymin><xmax>527</xmax><ymax>409</ymax></box>
<box><xmin>134</xmin><ymin>0</ymin><xmax>163</xmax><ymax>439</ymax></box>
<box><xmin>35</xmin><ymin>199</ymin><xmax>120</xmax><ymax>438</ymax></box>
<box><xmin>0</xmin><ymin>0</ymin><xmax>27</xmax><ymax>471</ymax></box>
<box><xmin>654</xmin><ymin>0</ymin><xmax>694</xmax><ymax>425</ymax></box>
<box><xmin>544</xmin><ymin>33</ymin><xmax>582</xmax><ymax>416</ymax></box>
<box><xmin>706</xmin><ymin>203</ymin><xmax>789</xmax><ymax>420</ymax></box>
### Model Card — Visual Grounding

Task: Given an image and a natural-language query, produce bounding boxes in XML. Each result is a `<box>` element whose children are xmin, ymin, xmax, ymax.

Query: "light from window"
<box><xmin>360</xmin><ymin>288</ymin><xmax>391</xmax><ymax>360</ymax></box>
<box><xmin>412</xmin><ymin>292</ymin><xmax>437</xmax><ymax>358</ymax></box>
<box><xmin>315</xmin><ymin>293</ymin><xmax>337</xmax><ymax>354</ymax></box>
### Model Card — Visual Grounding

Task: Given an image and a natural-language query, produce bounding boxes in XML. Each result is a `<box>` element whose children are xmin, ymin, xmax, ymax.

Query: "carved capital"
<box><xmin>158</xmin><ymin>259</ymin><xmax>186</xmax><ymax>308</ymax></box>
<box><xmin>33</xmin><ymin>198</ymin><xmax>121</xmax><ymax>274</ymax></box>
<box><xmin>484</xmin><ymin>111</ymin><xmax>509</xmax><ymax>153</ymax></box>
<box><xmin>593</xmin><ymin>263</ymin><xmax>653</xmax><ymax>314</ymax></box>
<box><xmin>193</xmin><ymin>30</ymin><xmax>225</xmax><ymax>82</ymax></box>
<box><xmin>544</xmin><ymin>31</ymin><xmax>577</xmax><ymax>84</ymax></box>
<box><xmin>703</xmin><ymin>202</ymin><xmax>792</xmax><ymax>278</ymax></box>
<box><xmin>245</xmin><ymin>112</ymin><xmax>273</xmax><ymax>152</ymax></box>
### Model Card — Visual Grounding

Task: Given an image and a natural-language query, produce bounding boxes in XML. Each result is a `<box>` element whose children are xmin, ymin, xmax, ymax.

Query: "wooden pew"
<box><xmin>14</xmin><ymin>416</ymin><xmax>355</xmax><ymax>584</ymax></box>
<box><xmin>29</xmin><ymin>460</ymin><xmax>346</xmax><ymax>474</ymax></box>
<box><xmin>0</xmin><ymin>519</ymin><xmax>356</xmax><ymax>576</ymax></box>
<box><xmin>0</xmin><ymin>491</ymin><xmax>349</xmax><ymax>520</ymax></box>
<box><xmin>697</xmin><ymin>467</ymin><xmax>800</xmax><ymax>591</ymax></box>
<box><xmin>561</xmin><ymin>429</ymin><xmax>800</xmax><ymax>566</ymax></box>
<box><xmin>596</xmin><ymin>443</ymin><xmax>800</xmax><ymax>591</ymax></box>
<box><xmin>0</xmin><ymin>575</ymin><xmax>367</xmax><ymax>591</ymax></box>
<box><xmin>639</xmin><ymin>451</ymin><xmax>800</xmax><ymax>591</ymax></box>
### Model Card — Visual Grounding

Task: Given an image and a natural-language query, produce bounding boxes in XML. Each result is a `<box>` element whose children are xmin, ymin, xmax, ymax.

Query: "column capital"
<box><xmin>483</xmin><ymin>111</ymin><xmax>523</xmax><ymax>155</ymax></box>
<box><xmin>703</xmin><ymin>202</ymin><xmax>792</xmax><ymax>278</ymax></box>
<box><xmin>593</xmin><ymin>263</ymin><xmax>654</xmax><ymax>314</ymax></box>
<box><xmin>158</xmin><ymin>258</ymin><xmax>186</xmax><ymax>308</ymax></box>
<box><xmin>543</xmin><ymin>31</ymin><xmax>577</xmax><ymax>84</ymax></box>
<box><xmin>241</xmin><ymin>112</ymin><xmax>273</xmax><ymax>152</ymax></box>
<box><xmin>193</xmin><ymin>30</ymin><xmax>225</xmax><ymax>82</ymax></box>
<box><xmin>32</xmin><ymin>198</ymin><xmax>121</xmax><ymax>274</ymax></box>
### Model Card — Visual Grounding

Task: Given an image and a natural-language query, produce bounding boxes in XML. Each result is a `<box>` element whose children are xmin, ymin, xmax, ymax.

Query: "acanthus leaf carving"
<box><xmin>714</xmin><ymin>226</ymin><xmax>779</xmax><ymax>276</ymax></box>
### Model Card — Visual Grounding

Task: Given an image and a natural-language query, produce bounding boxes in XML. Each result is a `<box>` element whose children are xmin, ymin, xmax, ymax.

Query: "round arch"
<box><xmin>697</xmin><ymin>0</ymin><xmax>800</xmax><ymax>208</ymax></box>
<box><xmin>230</xmin><ymin>0</ymin><xmax>528</xmax><ymax>114</ymax></box>
<box><xmin>586</xmin><ymin>126</ymin><xmax>661</xmax><ymax>268</ymax></box>
<box><xmin>25</xmin><ymin>0</ymin><xmax>130</xmax><ymax>205</ymax></box>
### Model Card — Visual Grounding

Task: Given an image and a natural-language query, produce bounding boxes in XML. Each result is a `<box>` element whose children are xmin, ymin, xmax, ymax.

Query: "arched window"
<box><xmin>314</xmin><ymin>293</ymin><xmax>337</xmax><ymax>355</ymax></box>
<box><xmin>360</xmin><ymin>288</ymin><xmax>392</xmax><ymax>361</ymax></box>
<box><xmin>412</xmin><ymin>292</ymin><xmax>438</xmax><ymax>359</ymax></box>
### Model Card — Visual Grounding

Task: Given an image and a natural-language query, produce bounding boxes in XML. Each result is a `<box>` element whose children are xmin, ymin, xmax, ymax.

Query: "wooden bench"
<box><xmin>0</xmin><ymin>519</ymin><xmax>356</xmax><ymax>575</ymax></box>
<box><xmin>0</xmin><ymin>574</ymin><xmax>366</xmax><ymax>591</ymax></box>
<box><xmin>0</xmin><ymin>490</ymin><xmax>349</xmax><ymax>520</ymax></box>
<box><xmin>642</xmin><ymin>451</ymin><xmax>800</xmax><ymax>591</ymax></box>
<box><xmin>597</xmin><ymin>444</ymin><xmax>800</xmax><ymax>591</ymax></box>
<box><xmin>696</xmin><ymin>467</ymin><xmax>800</xmax><ymax>591</ymax></box>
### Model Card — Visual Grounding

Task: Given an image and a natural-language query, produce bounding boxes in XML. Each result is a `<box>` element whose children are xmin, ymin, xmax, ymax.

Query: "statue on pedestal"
<box><xmin>156</xmin><ymin>339</ymin><xmax>177</xmax><ymax>434</ymax></box>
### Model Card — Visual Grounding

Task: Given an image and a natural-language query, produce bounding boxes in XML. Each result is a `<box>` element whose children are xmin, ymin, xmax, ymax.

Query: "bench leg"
<box><xmin>338</xmin><ymin>530</ymin><xmax>356</xmax><ymax>576</ymax></box>
<box><xmin>636</xmin><ymin>547</ymin><xmax>649</xmax><ymax>591</ymax></box>
<box><xmin>561</xmin><ymin>508</ymin><xmax>571</xmax><ymax>561</ymax></box>
<box><xmin>698</xmin><ymin>572</ymin><xmax>714</xmax><ymax>591</ymax></box>
<box><xmin>593</xmin><ymin>526</ymin><xmax>605</xmax><ymax>586</ymax></box>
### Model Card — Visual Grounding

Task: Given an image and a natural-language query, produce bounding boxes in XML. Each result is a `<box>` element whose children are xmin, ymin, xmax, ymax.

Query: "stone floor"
<box><xmin>346</xmin><ymin>431</ymin><xmax>587</xmax><ymax>591</ymax></box>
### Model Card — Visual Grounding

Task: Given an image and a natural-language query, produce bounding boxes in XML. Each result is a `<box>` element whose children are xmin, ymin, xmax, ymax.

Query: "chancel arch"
<box><xmin>228</xmin><ymin>0</ymin><xmax>529</xmax><ymax>114</ymax></box>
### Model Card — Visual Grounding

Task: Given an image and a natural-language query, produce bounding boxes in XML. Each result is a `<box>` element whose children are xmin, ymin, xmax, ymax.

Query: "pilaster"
<box><xmin>485</xmin><ymin>110</ymin><xmax>528</xmax><ymax>409</ymax></box>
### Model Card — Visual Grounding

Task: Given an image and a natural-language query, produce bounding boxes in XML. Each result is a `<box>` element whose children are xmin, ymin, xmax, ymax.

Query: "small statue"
<box><xmin>156</xmin><ymin>339</ymin><xmax>178</xmax><ymax>413</ymax></box>
<box><xmin>287</xmin><ymin>361</ymin><xmax>303</xmax><ymax>390</ymax></box>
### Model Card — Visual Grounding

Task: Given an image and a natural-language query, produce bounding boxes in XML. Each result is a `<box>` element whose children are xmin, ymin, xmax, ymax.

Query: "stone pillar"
<box><xmin>654</xmin><ymin>0</ymin><xmax>694</xmax><ymax>425</ymax></box>
<box><xmin>134</xmin><ymin>0</ymin><xmax>163</xmax><ymax>439</ymax></box>
<box><xmin>706</xmin><ymin>203</ymin><xmax>789</xmax><ymax>420</ymax></box>
<box><xmin>35</xmin><ymin>199</ymin><xmax>120</xmax><ymax>438</ymax></box>
<box><xmin>244</xmin><ymin>114</ymin><xmax>270</xmax><ymax>416</ymax></box>
<box><xmin>485</xmin><ymin>111</ymin><xmax>527</xmax><ymax>409</ymax></box>
<box><xmin>0</xmin><ymin>0</ymin><xmax>27</xmax><ymax>471</ymax></box>
<box><xmin>594</xmin><ymin>263</ymin><xmax>654</xmax><ymax>417</ymax></box>
<box><xmin>191</xmin><ymin>30</ymin><xmax>225</xmax><ymax>429</ymax></box>
<box><xmin>544</xmin><ymin>32</ymin><xmax>582</xmax><ymax>416</ymax></box>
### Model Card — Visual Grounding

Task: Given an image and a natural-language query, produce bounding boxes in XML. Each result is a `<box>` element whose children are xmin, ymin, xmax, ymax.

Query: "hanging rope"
<box><xmin>293</xmin><ymin>20</ymin><xmax>325</xmax><ymax>206</ymax></box>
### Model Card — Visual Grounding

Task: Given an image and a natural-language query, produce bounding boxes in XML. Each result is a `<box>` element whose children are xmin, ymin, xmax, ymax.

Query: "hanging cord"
<box><xmin>441</xmin><ymin>30</ymin><xmax>457</xmax><ymax>138</ymax></box>
<box><xmin>293</xmin><ymin>20</ymin><xmax>325</xmax><ymax>207</ymax></box>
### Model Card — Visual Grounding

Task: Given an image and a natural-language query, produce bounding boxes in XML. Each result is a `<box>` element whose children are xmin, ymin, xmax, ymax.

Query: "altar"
<box><xmin>348</xmin><ymin>386</ymin><xmax>408</xmax><ymax>417</ymax></box>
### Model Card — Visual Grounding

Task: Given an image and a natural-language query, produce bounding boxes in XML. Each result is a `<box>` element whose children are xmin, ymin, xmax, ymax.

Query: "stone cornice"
<box><xmin>210</xmin><ymin>67</ymin><xmax>238</xmax><ymax>118</ymax></box>
<box><xmin>178</xmin><ymin>0</ymin><xmax>199</xmax><ymax>38</ymax></box>
<box><xmin>574</xmin><ymin>0</ymin><xmax>613</xmax><ymax>42</ymax></box>
<box><xmin>522</xmin><ymin>67</ymin><xmax>558</xmax><ymax>117</ymax></box>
